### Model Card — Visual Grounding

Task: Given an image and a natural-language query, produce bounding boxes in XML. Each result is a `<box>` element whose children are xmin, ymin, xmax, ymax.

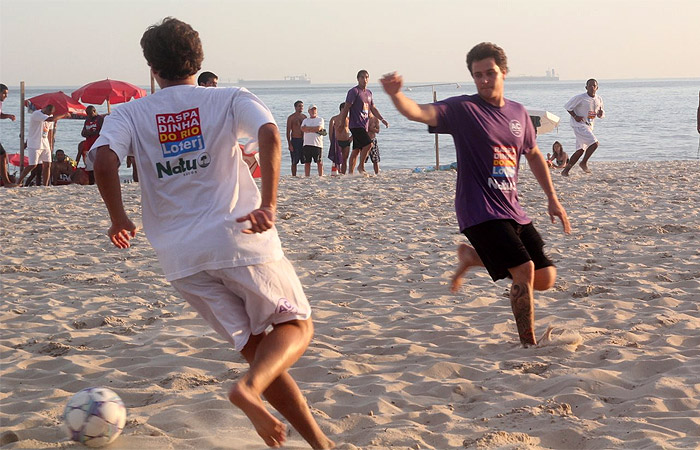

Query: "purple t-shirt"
<box><xmin>429</xmin><ymin>94</ymin><xmax>536</xmax><ymax>231</ymax></box>
<box><xmin>345</xmin><ymin>86</ymin><xmax>373</xmax><ymax>130</ymax></box>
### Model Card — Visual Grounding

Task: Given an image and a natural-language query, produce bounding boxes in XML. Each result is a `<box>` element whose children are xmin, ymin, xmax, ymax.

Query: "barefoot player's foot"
<box><xmin>229</xmin><ymin>381</ymin><xmax>287</xmax><ymax>447</ymax></box>
<box><xmin>450</xmin><ymin>244</ymin><xmax>480</xmax><ymax>293</ymax></box>
<box><xmin>561</xmin><ymin>167</ymin><xmax>570</xmax><ymax>177</ymax></box>
<box><xmin>580</xmin><ymin>163</ymin><xmax>591</xmax><ymax>173</ymax></box>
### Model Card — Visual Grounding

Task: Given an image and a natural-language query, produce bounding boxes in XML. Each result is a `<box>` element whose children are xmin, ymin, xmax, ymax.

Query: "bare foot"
<box><xmin>450</xmin><ymin>244</ymin><xmax>480</xmax><ymax>293</ymax></box>
<box><xmin>229</xmin><ymin>381</ymin><xmax>287</xmax><ymax>447</ymax></box>
<box><xmin>561</xmin><ymin>167</ymin><xmax>570</xmax><ymax>177</ymax></box>
<box><xmin>580</xmin><ymin>163</ymin><xmax>591</xmax><ymax>173</ymax></box>
<box><xmin>2</xmin><ymin>183</ymin><xmax>19</xmax><ymax>188</ymax></box>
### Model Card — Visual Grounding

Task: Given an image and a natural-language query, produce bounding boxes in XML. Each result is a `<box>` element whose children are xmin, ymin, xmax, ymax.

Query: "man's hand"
<box><xmin>381</xmin><ymin>118</ymin><xmax>389</xmax><ymax>128</ymax></box>
<box><xmin>108</xmin><ymin>218</ymin><xmax>138</xmax><ymax>249</ymax></box>
<box><xmin>236</xmin><ymin>206</ymin><xmax>275</xmax><ymax>234</ymax></box>
<box><xmin>548</xmin><ymin>198</ymin><xmax>571</xmax><ymax>234</ymax></box>
<box><xmin>597</xmin><ymin>109</ymin><xmax>604</xmax><ymax>118</ymax></box>
<box><xmin>380</xmin><ymin>72</ymin><xmax>403</xmax><ymax>96</ymax></box>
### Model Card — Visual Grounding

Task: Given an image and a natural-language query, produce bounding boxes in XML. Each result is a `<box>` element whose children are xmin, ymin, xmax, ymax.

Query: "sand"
<box><xmin>1</xmin><ymin>161</ymin><xmax>700</xmax><ymax>449</ymax></box>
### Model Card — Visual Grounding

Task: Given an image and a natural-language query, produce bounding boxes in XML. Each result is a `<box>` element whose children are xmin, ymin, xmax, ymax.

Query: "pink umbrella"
<box><xmin>71</xmin><ymin>78</ymin><xmax>146</xmax><ymax>113</ymax></box>
<box><xmin>26</xmin><ymin>91</ymin><xmax>87</xmax><ymax>117</ymax></box>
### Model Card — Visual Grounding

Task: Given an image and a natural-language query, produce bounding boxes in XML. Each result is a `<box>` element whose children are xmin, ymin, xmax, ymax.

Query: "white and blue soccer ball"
<box><xmin>63</xmin><ymin>387</ymin><xmax>127</xmax><ymax>447</ymax></box>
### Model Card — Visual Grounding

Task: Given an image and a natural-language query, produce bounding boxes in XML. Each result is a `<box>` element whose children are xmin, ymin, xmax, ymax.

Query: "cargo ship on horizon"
<box><xmin>237</xmin><ymin>74</ymin><xmax>311</xmax><ymax>87</ymax></box>
<box><xmin>508</xmin><ymin>69</ymin><xmax>559</xmax><ymax>82</ymax></box>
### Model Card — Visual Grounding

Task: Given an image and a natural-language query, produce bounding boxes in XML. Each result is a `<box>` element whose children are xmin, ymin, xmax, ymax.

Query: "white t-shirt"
<box><xmin>92</xmin><ymin>85</ymin><xmax>284</xmax><ymax>281</ymax></box>
<box><xmin>564</xmin><ymin>93</ymin><xmax>604</xmax><ymax>128</ymax></box>
<box><xmin>301</xmin><ymin>117</ymin><xmax>324</xmax><ymax>147</ymax></box>
<box><xmin>27</xmin><ymin>110</ymin><xmax>53</xmax><ymax>151</ymax></box>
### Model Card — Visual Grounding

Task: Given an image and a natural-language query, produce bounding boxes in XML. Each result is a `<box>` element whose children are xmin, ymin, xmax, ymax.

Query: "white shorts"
<box><xmin>27</xmin><ymin>147</ymin><xmax>52</xmax><ymax>165</ymax></box>
<box><xmin>170</xmin><ymin>257</ymin><xmax>311</xmax><ymax>351</ymax></box>
<box><xmin>571</xmin><ymin>122</ymin><xmax>598</xmax><ymax>150</ymax></box>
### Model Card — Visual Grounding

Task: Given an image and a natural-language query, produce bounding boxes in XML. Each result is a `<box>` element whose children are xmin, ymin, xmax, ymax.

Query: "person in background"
<box><xmin>329</xmin><ymin>102</ymin><xmax>352</xmax><ymax>174</ymax></box>
<box><xmin>92</xmin><ymin>17</ymin><xmax>334</xmax><ymax>449</ymax></box>
<box><xmin>76</xmin><ymin>105</ymin><xmax>103</xmax><ymax>185</ymax></box>
<box><xmin>561</xmin><ymin>79</ymin><xmax>604</xmax><ymax>176</ymax></box>
<box><xmin>300</xmin><ymin>105</ymin><xmax>324</xmax><ymax>177</ymax></box>
<box><xmin>51</xmin><ymin>149</ymin><xmax>76</xmax><ymax>185</ymax></box>
<box><xmin>380</xmin><ymin>42</ymin><xmax>571</xmax><ymax>347</ymax></box>
<box><xmin>197</xmin><ymin>71</ymin><xmax>218</xmax><ymax>87</ymax></box>
<box><xmin>17</xmin><ymin>104</ymin><xmax>70</xmax><ymax>186</ymax></box>
<box><xmin>367</xmin><ymin>113</ymin><xmax>381</xmax><ymax>175</ymax></box>
<box><xmin>546</xmin><ymin>141</ymin><xmax>568</xmax><ymax>169</ymax></box>
<box><xmin>696</xmin><ymin>90</ymin><xmax>699</xmax><ymax>134</ymax></box>
<box><xmin>338</xmin><ymin>70</ymin><xmax>388</xmax><ymax>175</ymax></box>
<box><xmin>0</xmin><ymin>83</ymin><xmax>18</xmax><ymax>187</ymax></box>
<box><xmin>286</xmin><ymin>100</ymin><xmax>306</xmax><ymax>176</ymax></box>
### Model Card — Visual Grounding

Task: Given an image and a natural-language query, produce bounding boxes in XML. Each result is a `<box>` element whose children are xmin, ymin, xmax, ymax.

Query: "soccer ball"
<box><xmin>63</xmin><ymin>387</ymin><xmax>127</xmax><ymax>447</ymax></box>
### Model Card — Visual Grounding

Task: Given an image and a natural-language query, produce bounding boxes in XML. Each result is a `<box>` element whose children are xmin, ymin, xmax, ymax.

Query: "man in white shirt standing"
<box><xmin>562</xmin><ymin>79</ymin><xmax>604</xmax><ymax>176</ymax></box>
<box><xmin>300</xmin><ymin>105</ymin><xmax>325</xmax><ymax>177</ymax></box>
<box><xmin>17</xmin><ymin>105</ymin><xmax>69</xmax><ymax>186</ymax></box>
<box><xmin>92</xmin><ymin>17</ymin><xmax>333</xmax><ymax>449</ymax></box>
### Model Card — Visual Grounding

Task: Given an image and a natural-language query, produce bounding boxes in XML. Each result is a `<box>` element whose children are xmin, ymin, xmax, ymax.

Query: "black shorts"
<box><xmin>350</xmin><ymin>127</ymin><xmax>372</xmax><ymax>150</ymax></box>
<box><xmin>463</xmin><ymin>219</ymin><xmax>553</xmax><ymax>282</ymax></box>
<box><xmin>290</xmin><ymin>137</ymin><xmax>304</xmax><ymax>165</ymax></box>
<box><xmin>302</xmin><ymin>145</ymin><xmax>322</xmax><ymax>163</ymax></box>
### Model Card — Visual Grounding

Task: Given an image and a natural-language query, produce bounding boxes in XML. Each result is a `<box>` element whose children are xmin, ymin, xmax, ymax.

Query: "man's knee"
<box><xmin>508</xmin><ymin>260</ymin><xmax>535</xmax><ymax>284</ymax></box>
<box><xmin>533</xmin><ymin>266</ymin><xmax>556</xmax><ymax>291</ymax></box>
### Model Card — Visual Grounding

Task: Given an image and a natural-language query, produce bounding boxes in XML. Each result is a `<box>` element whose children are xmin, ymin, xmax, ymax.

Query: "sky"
<box><xmin>1</xmin><ymin>0</ymin><xmax>699</xmax><ymax>87</ymax></box>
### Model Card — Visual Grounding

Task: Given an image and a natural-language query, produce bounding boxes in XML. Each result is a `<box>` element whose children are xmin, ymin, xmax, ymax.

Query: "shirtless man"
<box><xmin>328</xmin><ymin>102</ymin><xmax>352</xmax><ymax>174</ymax></box>
<box><xmin>51</xmin><ymin>149</ymin><xmax>75</xmax><ymax>185</ymax></box>
<box><xmin>286</xmin><ymin>100</ymin><xmax>306</xmax><ymax>176</ymax></box>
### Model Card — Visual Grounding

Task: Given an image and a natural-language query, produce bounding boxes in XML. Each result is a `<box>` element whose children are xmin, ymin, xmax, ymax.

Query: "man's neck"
<box><xmin>155</xmin><ymin>73</ymin><xmax>197</xmax><ymax>89</ymax></box>
<box><xmin>479</xmin><ymin>93</ymin><xmax>505</xmax><ymax>107</ymax></box>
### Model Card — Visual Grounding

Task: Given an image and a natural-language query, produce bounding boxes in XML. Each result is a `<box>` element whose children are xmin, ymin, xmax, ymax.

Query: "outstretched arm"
<box><xmin>94</xmin><ymin>146</ymin><xmax>138</xmax><ymax>248</ymax></box>
<box><xmin>380</xmin><ymin>72</ymin><xmax>437</xmax><ymax>126</ymax></box>
<box><xmin>525</xmin><ymin>146</ymin><xmax>571</xmax><ymax>234</ymax></box>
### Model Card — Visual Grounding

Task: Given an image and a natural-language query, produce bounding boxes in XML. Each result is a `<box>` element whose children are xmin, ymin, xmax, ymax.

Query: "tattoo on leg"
<box><xmin>510</xmin><ymin>282</ymin><xmax>536</xmax><ymax>346</ymax></box>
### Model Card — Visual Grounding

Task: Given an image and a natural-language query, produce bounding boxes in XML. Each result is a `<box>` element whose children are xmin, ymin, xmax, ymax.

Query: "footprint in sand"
<box><xmin>537</xmin><ymin>326</ymin><xmax>583</xmax><ymax>349</ymax></box>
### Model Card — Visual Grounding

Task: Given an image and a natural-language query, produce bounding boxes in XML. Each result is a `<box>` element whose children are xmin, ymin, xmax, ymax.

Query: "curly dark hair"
<box><xmin>140</xmin><ymin>17</ymin><xmax>203</xmax><ymax>81</ymax></box>
<box><xmin>466</xmin><ymin>42</ymin><xmax>508</xmax><ymax>76</ymax></box>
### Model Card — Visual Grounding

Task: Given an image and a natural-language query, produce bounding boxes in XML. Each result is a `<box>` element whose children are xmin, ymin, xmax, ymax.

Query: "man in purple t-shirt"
<box><xmin>381</xmin><ymin>42</ymin><xmax>571</xmax><ymax>347</ymax></box>
<box><xmin>338</xmin><ymin>70</ymin><xmax>388</xmax><ymax>175</ymax></box>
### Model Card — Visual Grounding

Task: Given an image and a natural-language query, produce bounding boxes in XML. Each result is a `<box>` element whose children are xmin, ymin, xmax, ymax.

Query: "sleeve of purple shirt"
<box><xmin>345</xmin><ymin>87</ymin><xmax>357</xmax><ymax>106</ymax></box>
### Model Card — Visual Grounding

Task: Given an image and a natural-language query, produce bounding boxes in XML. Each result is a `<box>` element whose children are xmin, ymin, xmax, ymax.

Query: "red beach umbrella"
<box><xmin>8</xmin><ymin>153</ymin><xmax>29</xmax><ymax>167</ymax></box>
<box><xmin>71</xmin><ymin>79</ymin><xmax>146</xmax><ymax>113</ymax></box>
<box><xmin>25</xmin><ymin>91</ymin><xmax>87</xmax><ymax>117</ymax></box>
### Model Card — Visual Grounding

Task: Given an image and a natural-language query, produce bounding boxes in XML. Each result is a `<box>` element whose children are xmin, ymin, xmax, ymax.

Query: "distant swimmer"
<box><xmin>381</xmin><ymin>42</ymin><xmax>571</xmax><ymax>347</ymax></box>
<box><xmin>561</xmin><ymin>79</ymin><xmax>605</xmax><ymax>176</ymax></box>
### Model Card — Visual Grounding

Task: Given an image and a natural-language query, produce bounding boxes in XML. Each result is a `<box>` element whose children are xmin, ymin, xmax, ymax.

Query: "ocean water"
<box><xmin>1</xmin><ymin>78</ymin><xmax>698</xmax><ymax>179</ymax></box>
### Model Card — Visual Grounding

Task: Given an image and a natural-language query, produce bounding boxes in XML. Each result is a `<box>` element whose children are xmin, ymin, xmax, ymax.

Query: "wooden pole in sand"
<box><xmin>19</xmin><ymin>81</ymin><xmax>25</xmax><ymax>174</ymax></box>
<box><xmin>433</xmin><ymin>89</ymin><xmax>439</xmax><ymax>170</ymax></box>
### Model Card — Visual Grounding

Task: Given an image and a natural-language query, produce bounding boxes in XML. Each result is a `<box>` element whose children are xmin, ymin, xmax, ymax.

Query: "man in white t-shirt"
<box><xmin>300</xmin><ymin>105</ymin><xmax>325</xmax><ymax>177</ymax></box>
<box><xmin>92</xmin><ymin>17</ymin><xmax>334</xmax><ymax>449</ymax></box>
<box><xmin>17</xmin><ymin>105</ymin><xmax>70</xmax><ymax>186</ymax></box>
<box><xmin>562</xmin><ymin>79</ymin><xmax>605</xmax><ymax>176</ymax></box>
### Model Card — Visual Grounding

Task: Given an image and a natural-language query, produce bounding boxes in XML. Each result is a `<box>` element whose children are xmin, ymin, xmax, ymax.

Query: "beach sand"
<box><xmin>1</xmin><ymin>161</ymin><xmax>700</xmax><ymax>449</ymax></box>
